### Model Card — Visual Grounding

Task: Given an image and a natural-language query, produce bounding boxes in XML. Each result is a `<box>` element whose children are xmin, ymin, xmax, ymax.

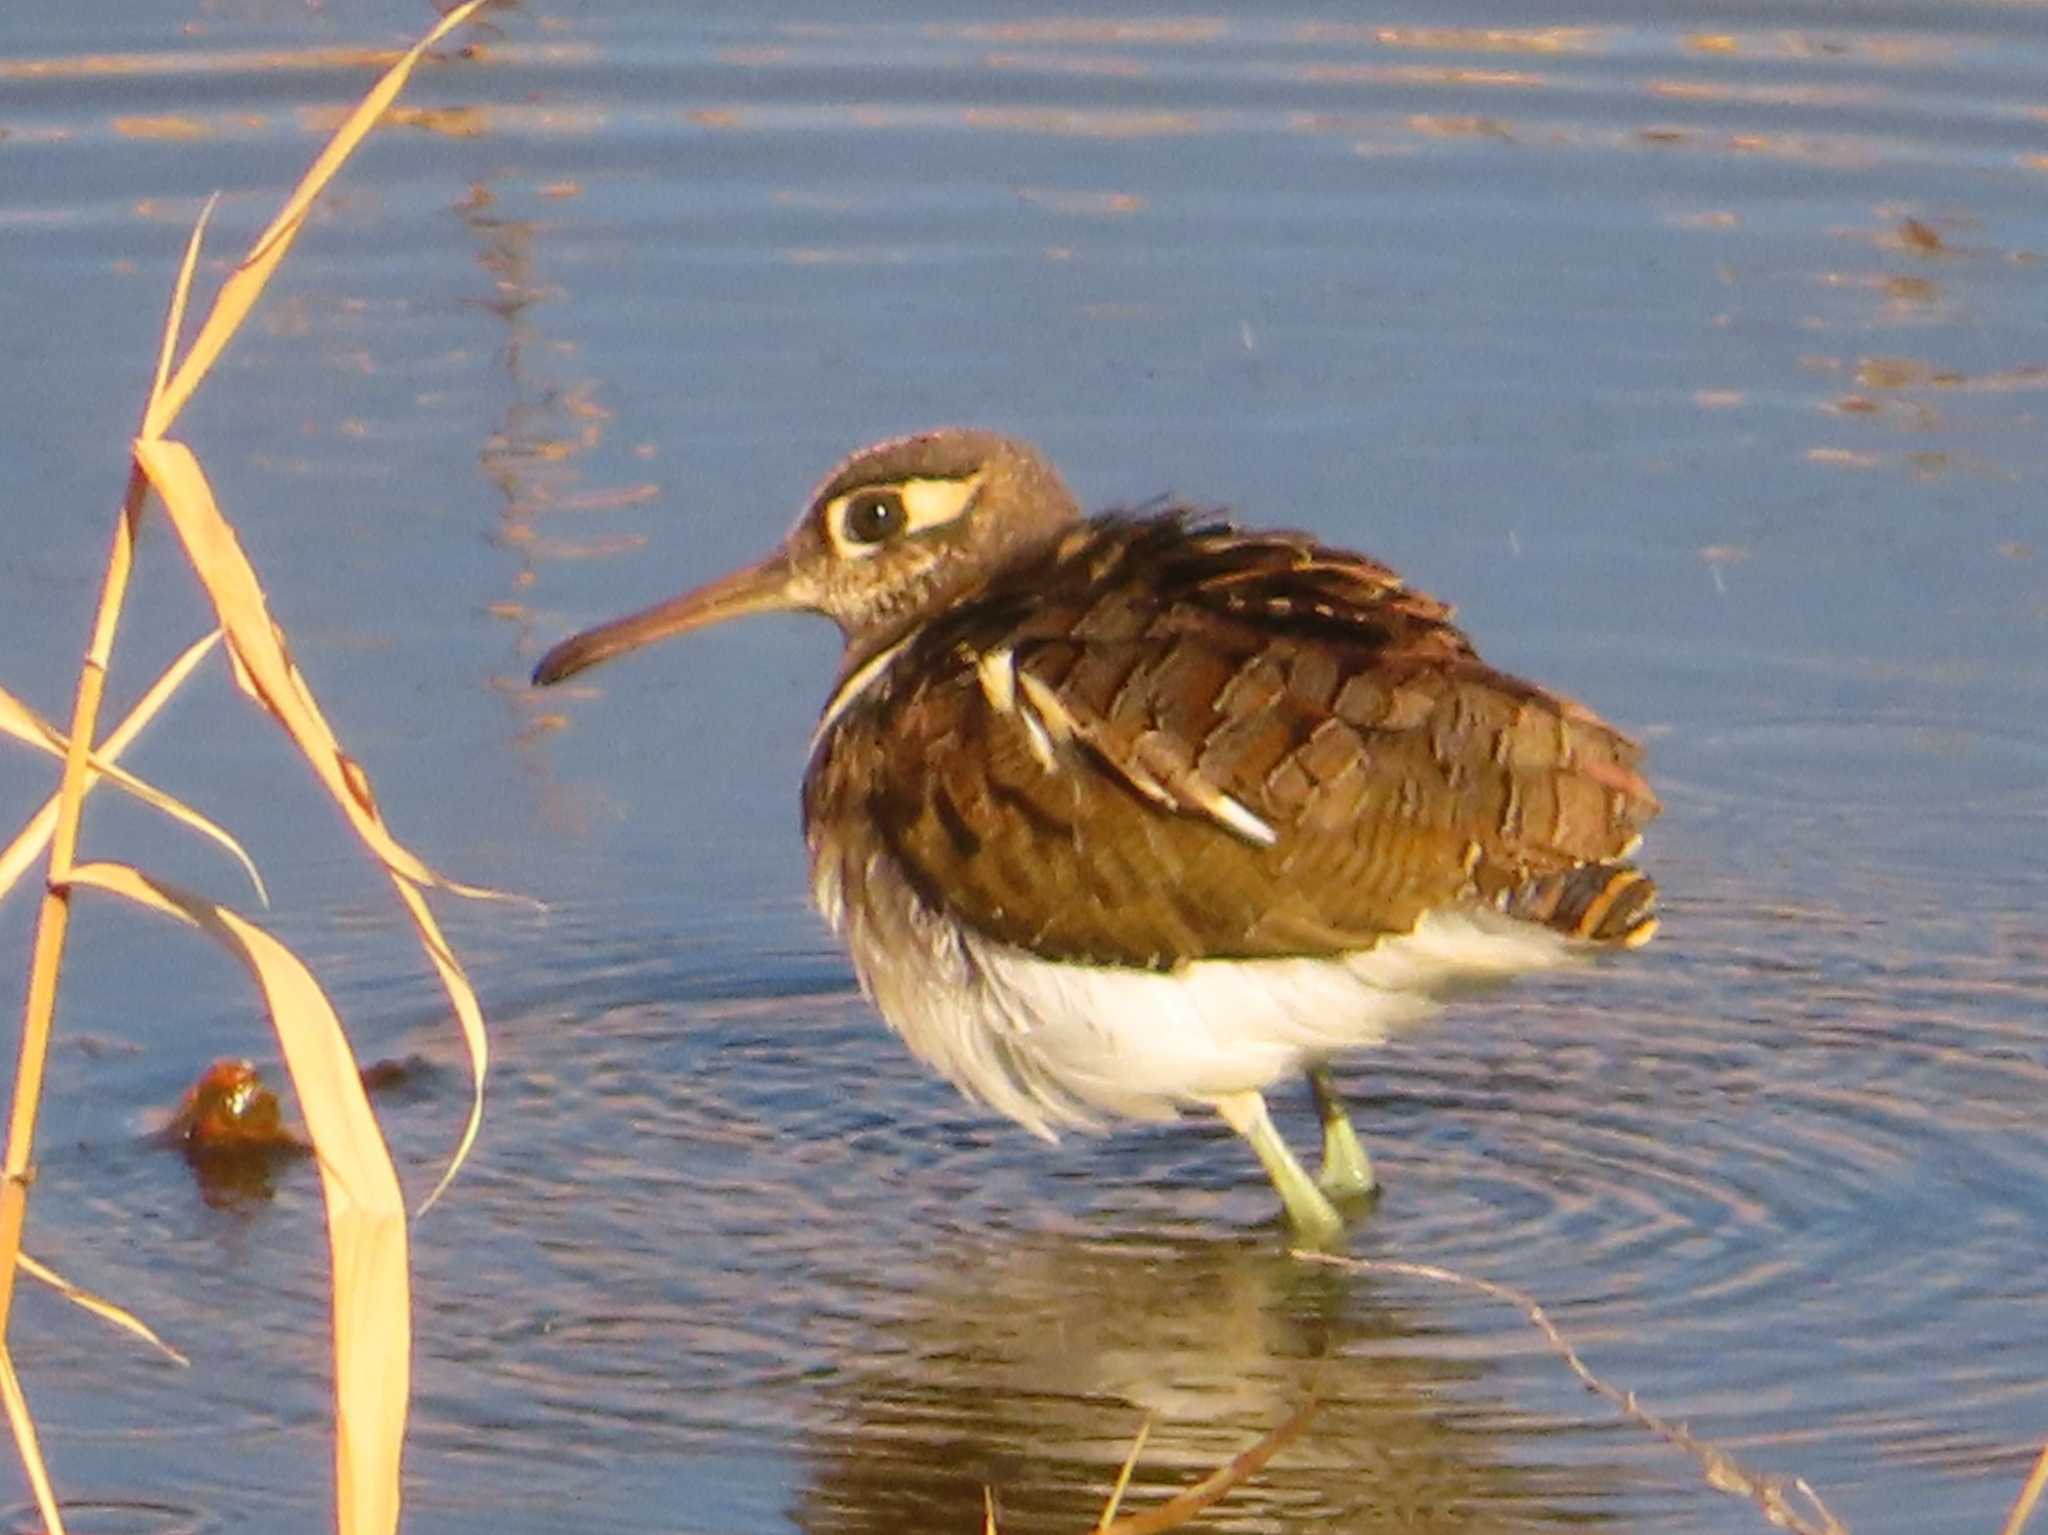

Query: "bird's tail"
<box><xmin>1504</xmin><ymin>860</ymin><xmax>1659</xmax><ymax>949</ymax></box>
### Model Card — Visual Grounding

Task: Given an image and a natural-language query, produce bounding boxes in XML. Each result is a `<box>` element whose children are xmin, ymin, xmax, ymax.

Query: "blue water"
<box><xmin>3</xmin><ymin>2</ymin><xmax>2046</xmax><ymax>1531</ymax></box>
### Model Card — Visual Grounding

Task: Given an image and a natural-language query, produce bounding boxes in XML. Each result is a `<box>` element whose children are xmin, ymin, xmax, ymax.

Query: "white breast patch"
<box><xmin>811</xmin><ymin>849</ymin><xmax>1577</xmax><ymax>1138</ymax></box>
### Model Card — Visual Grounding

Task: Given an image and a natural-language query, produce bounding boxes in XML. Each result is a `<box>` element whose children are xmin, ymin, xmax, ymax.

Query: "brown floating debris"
<box><xmin>170</xmin><ymin>1059</ymin><xmax>300</xmax><ymax>1156</ymax></box>
<box><xmin>1899</xmin><ymin>215</ymin><xmax>1945</xmax><ymax>251</ymax></box>
<box><xmin>169</xmin><ymin>1054</ymin><xmax>428</xmax><ymax>1158</ymax></box>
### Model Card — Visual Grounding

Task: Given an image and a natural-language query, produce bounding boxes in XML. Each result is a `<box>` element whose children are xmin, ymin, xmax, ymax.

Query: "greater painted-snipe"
<box><xmin>534</xmin><ymin>430</ymin><xmax>1659</xmax><ymax>1243</ymax></box>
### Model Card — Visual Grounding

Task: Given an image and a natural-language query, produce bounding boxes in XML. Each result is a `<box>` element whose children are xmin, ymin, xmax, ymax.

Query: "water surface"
<box><xmin>3</xmin><ymin>2</ymin><xmax>2046</xmax><ymax>1532</ymax></box>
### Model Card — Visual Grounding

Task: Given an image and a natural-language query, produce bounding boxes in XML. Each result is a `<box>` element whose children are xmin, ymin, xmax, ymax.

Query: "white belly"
<box><xmin>811</xmin><ymin>849</ymin><xmax>1577</xmax><ymax>1139</ymax></box>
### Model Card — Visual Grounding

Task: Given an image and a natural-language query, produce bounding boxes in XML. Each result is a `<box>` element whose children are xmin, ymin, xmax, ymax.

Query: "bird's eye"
<box><xmin>842</xmin><ymin>489</ymin><xmax>907</xmax><ymax>545</ymax></box>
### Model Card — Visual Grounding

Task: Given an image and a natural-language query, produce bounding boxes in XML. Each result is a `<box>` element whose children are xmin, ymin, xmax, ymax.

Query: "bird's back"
<box><xmin>804</xmin><ymin>510</ymin><xmax>1659</xmax><ymax>972</ymax></box>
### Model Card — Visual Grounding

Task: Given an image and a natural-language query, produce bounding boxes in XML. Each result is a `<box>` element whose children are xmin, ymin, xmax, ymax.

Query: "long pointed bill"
<box><xmin>531</xmin><ymin>550</ymin><xmax>801</xmax><ymax>685</ymax></box>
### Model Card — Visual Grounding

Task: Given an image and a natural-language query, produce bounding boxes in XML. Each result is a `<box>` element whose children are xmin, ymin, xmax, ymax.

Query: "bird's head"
<box><xmin>531</xmin><ymin>428</ymin><xmax>1080</xmax><ymax>684</ymax></box>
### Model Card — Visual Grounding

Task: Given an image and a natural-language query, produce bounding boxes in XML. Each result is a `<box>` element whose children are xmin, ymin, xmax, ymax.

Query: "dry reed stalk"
<box><xmin>1094</xmin><ymin>1415</ymin><xmax>1153</xmax><ymax>1530</ymax></box>
<box><xmin>0</xmin><ymin>475</ymin><xmax>147</xmax><ymax>1313</ymax></box>
<box><xmin>1295</xmin><ymin>1251</ymin><xmax>1850</xmax><ymax>1535</ymax></box>
<box><xmin>1096</xmin><ymin>1399</ymin><xmax>1316</xmax><ymax>1535</ymax></box>
<box><xmin>2002</xmin><ymin>1444</ymin><xmax>2048</xmax><ymax>1535</ymax></box>
<box><xmin>0</xmin><ymin>483</ymin><xmax>150</xmax><ymax>1535</ymax></box>
<box><xmin>981</xmin><ymin>1400</ymin><xmax>1315</xmax><ymax>1535</ymax></box>
<box><xmin>0</xmin><ymin>1350</ymin><xmax>61</xmax><ymax>1535</ymax></box>
<box><xmin>0</xmin><ymin>4</ymin><xmax>497</xmax><ymax>1532</ymax></box>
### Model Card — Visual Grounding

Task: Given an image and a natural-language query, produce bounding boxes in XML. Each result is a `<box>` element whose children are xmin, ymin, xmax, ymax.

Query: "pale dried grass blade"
<box><xmin>142</xmin><ymin>0</ymin><xmax>495</xmax><ymax>439</ymax></box>
<box><xmin>67</xmin><ymin>861</ymin><xmax>410</xmax><ymax>1535</ymax></box>
<box><xmin>0</xmin><ymin>672</ymin><xmax>264</xmax><ymax>906</ymax></box>
<box><xmin>2003</xmin><ymin>1443</ymin><xmax>2048</xmax><ymax>1535</ymax></box>
<box><xmin>1100</xmin><ymin>1399</ymin><xmax>1316</xmax><ymax>1535</ymax></box>
<box><xmin>389</xmin><ymin>876</ymin><xmax>487</xmax><ymax>1215</ymax></box>
<box><xmin>0</xmin><ymin>1349</ymin><xmax>66</xmax><ymax>1535</ymax></box>
<box><xmin>0</xmin><ymin>632</ymin><xmax>221</xmax><ymax>902</ymax></box>
<box><xmin>1095</xmin><ymin>1415</ymin><xmax>1153</xmax><ymax>1532</ymax></box>
<box><xmin>133</xmin><ymin>437</ymin><xmax>496</xmax><ymax>899</ymax></box>
<box><xmin>148</xmin><ymin>192</ymin><xmax>217</xmax><ymax>421</ymax></box>
<box><xmin>18</xmin><ymin>1253</ymin><xmax>188</xmax><ymax>1366</ymax></box>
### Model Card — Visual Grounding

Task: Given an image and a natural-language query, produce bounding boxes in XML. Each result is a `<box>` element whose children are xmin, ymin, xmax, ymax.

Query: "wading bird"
<box><xmin>533</xmin><ymin>430</ymin><xmax>1658</xmax><ymax>1243</ymax></box>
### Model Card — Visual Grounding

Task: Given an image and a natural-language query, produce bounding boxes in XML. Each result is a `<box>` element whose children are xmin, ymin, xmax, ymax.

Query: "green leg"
<box><xmin>1307</xmin><ymin>1064</ymin><xmax>1377</xmax><ymax>1198</ymax></box>
<box><xmin>1212</xmin><ymin>1090</ymin><xmax>1345</xmax><ymax>1247</ymax></box>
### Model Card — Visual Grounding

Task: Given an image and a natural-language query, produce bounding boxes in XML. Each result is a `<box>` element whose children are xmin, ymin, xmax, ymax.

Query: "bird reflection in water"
<box><xmin>795</xmin><ymin>1227</ymin><xmax>1623</xmax><ymax>1534</ymax></box>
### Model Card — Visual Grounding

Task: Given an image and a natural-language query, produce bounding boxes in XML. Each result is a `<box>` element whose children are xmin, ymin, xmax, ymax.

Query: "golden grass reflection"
<box><xmin>934</xmin><ymin>21</ymin><xmax>1229</xmax><ymax>46</ymax></box>
<box><xmin>1295</xmin><ymin>25</ymin><xmax>1609</xmax><ymax>54</ymax></box>
<box><xmin>960</xmin><ymin>107</ymin><xmax>1204</xmax><ymax>139</ymax></box>
<box><xmin>1300</xmin><ymin>65</ymin><xmax>1545</xmax><ymax>89</ymax></box>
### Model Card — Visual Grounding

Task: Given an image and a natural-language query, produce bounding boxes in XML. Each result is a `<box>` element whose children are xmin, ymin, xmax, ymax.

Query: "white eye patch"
<box><xmin>825</xmin><ymin>471</ymin><xmax>987</xmax><ymax>558</ymax></box>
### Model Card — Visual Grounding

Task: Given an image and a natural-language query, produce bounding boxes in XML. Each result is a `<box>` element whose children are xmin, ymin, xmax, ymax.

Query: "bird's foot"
<box><xmin>1315</xmin><ymin>1115</ymin><xmax>1377</xmax><ymax>1201</ymax></box>
<box><xmin>1307</xmin><ymin>1064</ymin><xmax>1378</xmax><ymax>1201</ymax></box>
<box><xmin>1214</xmin><ymin>1089</ymin><xmax>1354</xmax><ymax>1250</ymax></box>
<box><xmin>1282</xmin><ymin>1187</ymin><xmax>1350</xmax><ymax>1251</ymax></box>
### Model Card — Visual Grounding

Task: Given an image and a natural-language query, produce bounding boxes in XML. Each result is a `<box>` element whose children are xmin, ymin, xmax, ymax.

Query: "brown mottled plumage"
<box><xmin>808</xmin><ymin>511</ymin><xmax>1657</xmax><ymax>970</ymax></box>
<box><xmin>534</xmin><ymin>430</ymin><xmax>1659</xmax><ymax>1243</ymax></box>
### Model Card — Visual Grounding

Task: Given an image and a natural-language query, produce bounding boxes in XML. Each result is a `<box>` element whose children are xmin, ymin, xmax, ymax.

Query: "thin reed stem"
<box><xmin>1295</xmin><ymin>1252</ymin><xmax>1850</xmax><ymax>1535</ymax></box>
<box><xmin>2001</xmin><ymin>1443</ymin><xmax>2048</xmax><ymax>1535</ymax></box>
<box><xmin>0</xmin><ymin>470</ymin><xmax>147</xmax><ymax>1339</ymax></box>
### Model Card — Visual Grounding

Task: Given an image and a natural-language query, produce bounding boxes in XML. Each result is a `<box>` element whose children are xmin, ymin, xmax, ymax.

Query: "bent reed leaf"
<box><xmin>142</xmin><ymin>0</ymin><xmax>494</xmax><ymax>441</ymax></box>
<box><xmin>0</xmin><ymin>664</ymin><xmax>265</xmax><ymax>907</ymax></box>
<box><xmin>66</xmin><ymin>861</ymin><xmax>409</xmax><ymax>1535</ymax></box>
<box><xmin>133</xmin><ymin>437</ymin><xmax>499</xmax><ymax>901</ymax></box>
<box><xmin>147</xmin><ymin>192</ymin><xmax>216</xmax><ymax>425</ymax></box>
<box><xmin>1099</xmin><ymin>1399</ymin><xmax>1316</xmax><ymax>1535</ymax></box>
<box><xmin>17</xmin><ymin>1254</ymin><xmax>188</xmax><ymax>1367</ymax></box>
<box><xmin>0</xmin><ymin>630</ymin><xmax>222</xmax><ymax>903</ymax></box>
<box><xmin>389</xmin><ymin>876</ymin><xmax>488</xmax><ymax>1216</ymax></box>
